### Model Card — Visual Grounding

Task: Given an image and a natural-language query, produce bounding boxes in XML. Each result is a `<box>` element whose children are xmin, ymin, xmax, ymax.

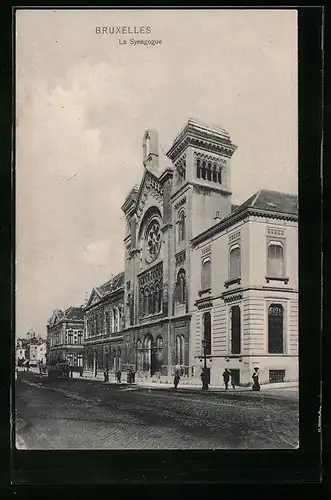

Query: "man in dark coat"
<box><xmin>222</xmin><ymin>368</ymin><xmax>230</xmax><ymax>390</ymax></box>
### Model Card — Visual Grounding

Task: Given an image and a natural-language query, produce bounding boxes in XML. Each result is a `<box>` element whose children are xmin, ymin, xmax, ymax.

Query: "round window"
<box><xmin>145</xmin><ymin>220</ymin><xmax>161</xmax><ymax>263</ymax></box>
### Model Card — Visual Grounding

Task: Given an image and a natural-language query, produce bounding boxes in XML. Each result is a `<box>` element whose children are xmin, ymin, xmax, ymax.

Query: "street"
<box><xmin>15</xmin><ymin>371</ymin><xmax>299</xmax><ymax>450</ymax></box>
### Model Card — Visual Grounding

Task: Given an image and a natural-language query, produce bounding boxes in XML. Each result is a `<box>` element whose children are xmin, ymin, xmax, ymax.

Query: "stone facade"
<box><xmin>46</xmin><ymin>307</ymin><xmax>84</xmax><ymax>367</ymax></box>
<box><xmin>83</xmin><ymin>273</ymin><xmax>124</xmax><ymax>379</ymax></box>
<box><xmin>46</xmin><ymin>118</ymin><xmax>298</xmax><ymax>387</ymax></box>
<box><xmin>190</xmin><ymin>191</ymin><xmax>298</xmax><ymax>386</ymax></box>
<box><xmin>120</xmin><ymin>119</ymin><xmax>298</xmax><ymax>385</ymax></box>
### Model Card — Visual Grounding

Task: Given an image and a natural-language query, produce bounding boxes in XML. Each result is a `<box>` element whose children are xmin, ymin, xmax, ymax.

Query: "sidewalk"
<box><xmin>78</xmin><ymin>373</ymin><xmax>298</xmax><ymax>392</ymax></box>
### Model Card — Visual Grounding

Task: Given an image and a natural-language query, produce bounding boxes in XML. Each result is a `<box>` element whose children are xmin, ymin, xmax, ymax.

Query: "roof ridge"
<box><xmin>260</xmin><ymin>188</ymin><xmax>298</xmax><ymax>197</ymax></box>
<box><xmin>251</xmin><ymin>189</ymin><xmax>262</xmax><ymax>206</ymax></box>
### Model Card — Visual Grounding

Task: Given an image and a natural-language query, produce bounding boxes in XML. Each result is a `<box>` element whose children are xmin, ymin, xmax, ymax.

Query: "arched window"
<box><xmin>117</xmin><ymin>306</ymin><xmax>122</xmax><ymax>331</ymax></box>
<box><xmin>149</xmin><ymin>285</ymin><xmax>155</xmax><ymax>315</ymax></box>
<box><xmin>207</xmin><ymin>162</ymin><xmax>212</xmax><ymax>181</ymax></box>
<box><xmin>230</xmin><ymin>305</ymin><xmax>241</xmax><ymax>354</ymax></box>
<box><xmin>144</xmin><ymin>287</ymin><xmax>149</xmax><ymax>316</ymax></box>
<box><xmin>176</xmin><ymin>269</ymin><xmax>186</xmax><ymax>304</ymax></box>
<box><xmin>197</xmin><ymin>158</ymin><xmax>201</xmax><ymax>178</ymax></box>
<box><xmin>143</xmin><ymin>336</ymin><xmax>152</xmax><ymax>372</ymax></box>
<box><xmin>176</xmin><ymin>335</ymin><xmax>181</xmax><ymax>365</ymax></box>
<box><xmin>68</xmin><ymin>330</ymin><xmax>73</xmax><ymax>344</ymax></box>
<box><xmin>78</xmin><ymin>330</ymin><xmax>83</xmax><ymax>345</ymax></box>
<box><xmin>105</xmin><ymin>310</ymin><xmax>110</xmax><ymax>335</ymax></box>
<box><xmin>218</xmin><ymin>167</ymin><xmax>222</xmax><ymax>184</ymax></box>
<box><xmin>155</xmin><ymin>282</ymin><xmax>160</xmax><ymax>314</ymax></box>
<box><xmin>229</xmin><ymin>245</ymin><xmax>241</xmax><ymax>279</ymax></box>
<box><xmin>203</xmin><ymin>312</ymin><xmax>211</xmax><ymax>355</ymax></box>
<box><xmin>212</xmin><ymin>164</ymin><xmax>218</xmax><ymax>182</ymax></box>
<box><xmin>201</xmin><ymin>161</ymin><xmax>207</xmax><ymax>180</ymax></box>
<box><xmin>180</xmin><ymin>335</ymin><xmax>185</xmax><ymax>365</ymax></box>
<box><xmin>139</xmin><ymin>288</ymin><xmax>144</xmax><ymax>316</ymax></box>
<box><xmin>178</xmin><ymin>210</ymin><xmax>186</xmax><ymax>243</ymax></box>
<box><xmin>267</xmin><ymin>242</ymin><xmax>284</xmax><ymax>277</ymax></box>
<box><xmin>201</xmin><ymin>257</ymin><xmax>211</xmax><ymax>290</ymax></box>
<box><xmin>110</xmin><ymin>310</ymin><xmax>114</xmax><ymax>333</ymax></box>
<box><xmin>113</xmin><ymin>308</ymin><xmax>118</xmax><ymax>332</ymax></box>
<box><xmin>268</xmin><ymin>304</ymin><xmax>284</xmax><ymax>354</ymax></box>
<box><xmin>155</xmin><ymin>336</ymin><xmax>163</xmax><ymax>372</ymax></box>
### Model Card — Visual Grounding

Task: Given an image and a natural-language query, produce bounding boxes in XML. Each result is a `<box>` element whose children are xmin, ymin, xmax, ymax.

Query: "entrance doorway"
<box><xmin>230</xmin><ymin>369</ymin><xmax>240</xmax><ymax>387</ymax></box>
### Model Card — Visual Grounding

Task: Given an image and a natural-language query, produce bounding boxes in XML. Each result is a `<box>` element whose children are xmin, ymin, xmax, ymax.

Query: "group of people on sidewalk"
<box><xmin>173</xmin><ymin>366</ymin><xmax>261</xmax><ymax>391</ymax></box>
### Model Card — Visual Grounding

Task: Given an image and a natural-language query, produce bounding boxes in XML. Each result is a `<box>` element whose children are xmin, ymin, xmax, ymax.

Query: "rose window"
<box><xmin>145</xmin><ymin>221</ymin><xmax>161</xmax><ymax>262</ymax></box>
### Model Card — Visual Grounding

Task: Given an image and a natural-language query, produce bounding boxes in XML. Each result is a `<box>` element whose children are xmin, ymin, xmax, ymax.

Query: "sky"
<box><xmin>15</xmin><ymin>9</ymin><xmax>298</xmax><ymax>337</ymax></box>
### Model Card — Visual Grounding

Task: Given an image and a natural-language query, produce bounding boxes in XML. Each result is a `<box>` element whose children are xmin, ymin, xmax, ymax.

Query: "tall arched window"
<box><xmin>144</xmin><ymin>287</ymin><xmax>149</xmax><ymax>316</ymax></box>
<box><xmin>267</xmin><ymin>242</ymin><xmax>284</xmax><ymax>277</ymax></box>
<box><xmin>149</xmin><ymin>285</ymin><xmax>155</xmax><ymax>315</ymax></box>
<box><xmin>176</xmin><ymin>335</ymin><xmax>181</xmax><ymax>365</ymax></box>
<box><xmin>155</xmin><ymin>336</ymin><xmax>163</xmax><ymax>372</ymax></box>
<box><xmin>212</xmin><ymin>164</ymin><xmax>218</xmax><ymax>182</ymax></box>
<box><xmin>230</xmin><ymin>305</ymin><xmax>241</xmax><ymax>354</ymax></box>
<box><xmin>105</xmin><ymin>310</ymin><xmax>110</xmax><ymax>335</ymax></box>
<box><xmin>180</xmin><ymin>335</ymin><xmax>185</xmax><ymax>365</ymax></box>
<box><xmin>196</xmin><ymin>158</ymin><xmax>201</xmax><ymax>178</ymax></box>
<box><xmin>143</xmin><ymin>336</ymin><xmax>152</xmax><ymax>372</ymax></box>
<box><xmin>117</xmin><ymin>306</ymin><xmax>122</xmax><ymax>331</ymax></box>
<box><xmin>201</xmin><ymin>257</ymin><xmax>211</xmax><ymax>290</ymax></box>
<box><xmin>110</xmin><ymin>310</ymin><xmax>114</xmax><ymax>333</ymax></box>
<box><xmin>201</xmin><ymin>161</ymin><xmax>207</xmax><ymax>180</ymax></box>
<box><xmin>268</xmin><ymin>304</ymin><xmax>284</xmax><ymax>354</ymax></box>
<box><xmin>218</xmin><ymin>168</ymin><xmax>222</xmax><ymax>184</ymax></box>
<box><xmin>178</xmin><ymin>210</ymin><xmax>186</xmax><ymax>243</ymax></box>
<box><xmin>203</xmin><ymin>312</ymin><xmax>211</xmax><ymax>355</ymax></box>
<box><xmin>175</xmin><ymin>335</ymin><xmax>185</xmax><ymax>365</ymax></box>
<box><xmin>207</xmin><ymin>162</ymin><xmax>212</xmax><ymax>181</ymax></box>
<box><xmin>229</xmin><ymin>245</ymin><xmax>241</xmax><ymax>279</ymax></box>
<box><xmin>155</xmin><ymin>282</ymin><xmax>160</xmax><ymax>314</ymax></box>
<box><xmin>176</xmin><ymin>269</ymin><xmax>186</xmax><ymax>304</ymax></box>
<box><xmin>113</xmin><ymin>308</ymin><xmax>118</xmax><ymax>332</ymax></box>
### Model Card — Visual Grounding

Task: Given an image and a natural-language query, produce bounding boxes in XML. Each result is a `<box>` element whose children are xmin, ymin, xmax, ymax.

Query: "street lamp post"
<box><xmin>201</xmin><ymin>339</ymin><xmax>209</xmax><ymax>391</ymax></box>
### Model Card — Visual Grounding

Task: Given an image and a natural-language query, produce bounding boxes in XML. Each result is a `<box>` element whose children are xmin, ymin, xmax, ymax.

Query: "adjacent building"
<box><xmin>46</xmin><ymin>306</ymin><xmax>84</xmax><ymax>367</ymax></box>
<box><xmin>190</xmin><ymin>189</ymin><xmax>298</xmax><ymax>386</ymax></box>
<box><xmin>83</xmin><ymin>272</ymin><xmax>124</xmax><ymax>377</ymax></box>
<box><xmin>26</xmin><ymin>337</ymin><xmax>47</xmax><ymax>366</ymax></box>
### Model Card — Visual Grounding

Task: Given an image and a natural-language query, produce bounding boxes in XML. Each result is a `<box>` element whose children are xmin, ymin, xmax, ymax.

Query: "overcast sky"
<box><xmin>15</xmin><ymin>9</ymin><xmax>298</xmax><ymax>337</ymax></box>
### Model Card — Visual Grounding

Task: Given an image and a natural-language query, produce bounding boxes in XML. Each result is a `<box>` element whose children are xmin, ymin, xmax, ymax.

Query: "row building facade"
<box><xmin>46</xmin><ymin>119</ymin><xmax>298</xmax><ymax>386</ymax></box>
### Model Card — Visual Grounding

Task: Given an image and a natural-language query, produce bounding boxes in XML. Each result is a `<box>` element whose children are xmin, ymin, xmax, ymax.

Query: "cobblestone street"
<box><xmin>15</xmin><ymin>371</ymin><xmax>299</xmax><ymax>450</ymax></box>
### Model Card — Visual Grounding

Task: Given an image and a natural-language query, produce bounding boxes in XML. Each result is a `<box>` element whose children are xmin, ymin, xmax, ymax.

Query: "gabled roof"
<box><xmin>192</xmin><ymin>189</ymin><xmax>298</xmax><ymax>246</ymax></box>
<box><xmin>63</xmin><ymin>306</ymin><xmax>84</xmax><ymax>321</ymax></box>
<box><xmin>85</xmin><ymin>272</ymin><xmax>125</xmax><ymax>309</ymax></box>
<box><xmin>231</xmin><ymin>189</ymin><xmax>298</xmax><ymax>217</ymax></box>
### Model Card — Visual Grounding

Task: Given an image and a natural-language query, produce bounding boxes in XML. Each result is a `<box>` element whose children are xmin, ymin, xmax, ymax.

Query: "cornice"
<box><xmin>191</xmin><ymin>207</ymin><xmax>298</xmax><ymax>248</ymax></box>
<box><xmin>167</xmin><ymin>135</ymin><xmax>236</xmax><ymax>162</ymax></box>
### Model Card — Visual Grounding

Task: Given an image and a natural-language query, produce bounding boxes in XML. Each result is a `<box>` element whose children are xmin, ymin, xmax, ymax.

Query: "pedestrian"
<box><xmin>104</xmin><ymin>368</ymin><xmax>109</xmax><ymax>382</ymax></box>
<box><xmin>252</xmin><ymin>367</ymin><xmax>261</xmax><ymax>391</ymax></box>
<box><xmin>222</xmin><ymin>368</ymin><xmax>230</xmax><ymax>390</ymax></box>
<box><xmin>173</xmin><ymin>370</ymin><xmax>180</xmax><ymax>389</ymax></box>
<box><xmin>117</xmin><ymin>370</ymin><xmax>122</xmax><ymax>383</ymax></box>
<box><xmin>230</xmin><ymin>370</ymin><xmax>236</xmax><ymax>389</ymax></box>
<box><xmin>201</xmin><ymin>368</ymin><xmax>209</xmax><ymax>391</ymax></box>
<box><xmin>38</xmin><ymin>361</ymin><xmax>42</xmax><ymax>374</ymax></box>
